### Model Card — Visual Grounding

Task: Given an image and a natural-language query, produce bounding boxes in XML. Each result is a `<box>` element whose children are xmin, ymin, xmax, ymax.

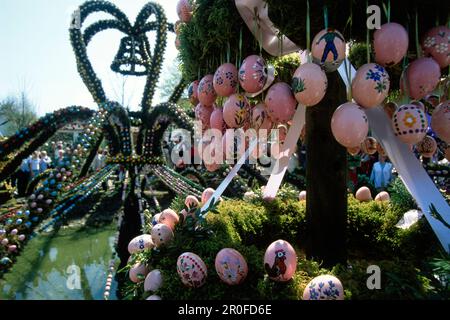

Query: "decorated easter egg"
<box><xmin>152</xmin><ymin>213</ymin><xmax>161</xmax><ymax>226</ymax></box>
<box><xmin>195</xmin><ymin>103</ymin><xmax>213</xmax><ymax>129</ymax></box>
<box><xmin>298</xmin><ymin>191</ymin><xmax>307</xmax><ymax>201</ymax></box>
<box><xmin>352</xmin><ymin>63</ymin><xmax>390</xmax><ymax>109</ymax></box>
<box><xmin>376</xmin><ymin>143</ymin><xmax>387</xmax><ymax>157</ymax></box>
<box><xmin>144</xmin><ymin>269</ymin><xmax>163</xmax><ymax>292</ymax></box>
<box><xmin>374</xmin><ymin>22</ymin><xmax>409</xmax><ymax>67</ymax></box>
<box><xmin>201</xmin><ymin>188</ymin><xmax>215</xmax><ymax>203</ymax></box>
<box><xmin>355</xmin><ymin>186</ymin><xmax>372</xmax><ymax>202</ymax></box>
<box><xmin>159</xmin><ymin>209</ymin><xmax>179</xmax><ymax>231</ymax></box>
<box><xmin>292</xmin><ymin>62</ymin><xmax>327</xmax><ymax>106</ymax></box>
<box><xmin>312</xmin><ymin>29</ymin><xmax>346</xmax><ymax>72</ymax></box>
<box><xmin>129</xmin><ymin>262</ymin><xmax>149</xmax><ymax>283</ymax></box>
<box><xmin>188</xmin><ymin>80</ymin><xmax>199</xmax><ymax>105</ymax></box>
<box><xmin>176</xmin><ymin>0</ymin><xmax>193</xmax><ymax>23</ymax></box>
<box><xmin>223</xmin><ymin>94</ymin><xmax>250</xmax><ymax>128</ymax></box>
<box><xmin>303</xmin><ymin>275</ymin><xmax>344</xmax><ymax>300</ymax></box>
<box><xmin>264</xmin><ymin>240</ymin><xmax>297</xmax><ymax>282</ymax></box>
<box><xmin>347</xmin><ymin>146</ymin><xmax>361</xmax><ymax>156</ymax></box>
<box><xmin>127</xmin><ymin>234</ymin><xmax>154</xmax><ymax>254</ymax></box>
<box><xmin>402</xmin><ymin>58</ymin><xmax>441</xmax><ymax>100</ymax></box>
<box><xmin>8</xmin><ymin>245</ymin><xmax>17</xmax><ymax>252</ymax></box>
<box><xmin>238</xmin><ymin>55</ymin><xmax>268</xmax><ymax>93</ymax></box>
<box><xmin>422</xmin><ymin>26</ymin><xmax>450</xmax><ymax>68</ymax></box>
<box><xmin>215</xmin><ymin>248</ymin><xmax>248</xmax><ymax>285</ymax></box>
<box><xmin>243</xmin><ymin>191</ymin><xmax>256</xmax><ymax>200</ymax></box>
<box><xmin>1</xmin><ymin>238</ymin><xmax>8</xmax><ymax>246</ymax></box>
<box><xmin>375</xmin><ymin>191</ymin><xmax>390</xmax><ymax>202</ymax></box>
<box><xmin>361</xmin><ymin>137</ymin><xmax>378</xmax><ymax>155</ymax></box>
<box><xmin>185</xmin><ymin>195</ymin><xmax>199</xmax><ymax>209</ymax></box>
<box><xmin>151</xmin><ymin>223</ymin><xmax>174</xmax><ymax>247</ymax></box>
<box><xmin>10</xmin><ymin>229</ymin><xmax>18</xmax><ymax>236</ymax></box>
<box><xmin>18</xmin><ymin>234</ymin><xmax>26</xmax><ymax>241</ymax></box>
<box><xmin>251</xmin><ymin>103</ymin><xmax>273</xmax><ymax>131</ymax></box>
<box><xmin>210</xmin><ymin>106</ymin><xmax>226</xmax><ymax>132</ymax></box>
<box><xmin>416</xmin><ymin>135</ymin><xmax>437</xmax><ymax>158</ymax></box>
<box><xmin>392</xmin><ymin>104</ymin><xmax>428</xmax><ymax>145</ymax></box>
<box><xmin>331</xmin><ymin>102</ymin><xmax>369</xmax><ymax>148</ymax></box>
<box><xmin>265</xmin><ymin>82</ymin><xmax>297</xmax><ymax>123</ymax></box>
<box><xmin>431</xmin><ymin>101</ymin><xmax>450</xmax><ymax>144</ymax></box>
<box><xmin>146</xmin><ymin>295</ymin><xmax>162</xmax><ymax>300</ymax></box>
<box><xmin>213</xmin><ymin>63</ymin><xmax>238</xmax><ymax>97</ymax></box>
<box><xmin>177</xmin><ymin>252</ymin><xmax>207</xmax><ymax>288</ymax></box>
<box><xmin>203</xmin><ymin>140</ymin><xmax>221</xmax><ymax>172</ymax></box>
<box><xmin>197</xmin><ymin>74</ymin><xmax>217</xmax><ymax>106</ymax></box>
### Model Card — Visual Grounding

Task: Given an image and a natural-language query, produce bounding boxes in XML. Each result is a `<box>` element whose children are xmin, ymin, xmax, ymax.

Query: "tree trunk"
<box><xmin>305</xmin><ymin>71</ymin><xmax>348</xmax><ymax>267</ymax></box>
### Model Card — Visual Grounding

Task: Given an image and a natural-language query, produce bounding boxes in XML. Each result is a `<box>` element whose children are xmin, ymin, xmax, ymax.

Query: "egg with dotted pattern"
<box><xmin>177</xmin><ymin>252</ymin><xmax>207</xmax><ymax>288</ymax></box>
<box><xmin>151</xmin><ymin>223</ymin><xmax>174</xmax><ymax>247</ymax></box>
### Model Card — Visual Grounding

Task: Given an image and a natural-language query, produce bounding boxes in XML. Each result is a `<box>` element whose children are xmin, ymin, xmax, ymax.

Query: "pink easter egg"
<box><xmin>195</xmin><ymin>103</ymin><xmax>213</xmax><ymax>129</ymax></box>
<box><xmin>356</xmin><ymin>186</ymin><xmax>372</xmax><ymax>201</ymax></box>
<box><xmin>144</xmin><ymin>269</ymin><xmax>163</xmax><ymax>292</ymax></box>
<box><xmin>10</xmin><ymin>229</ymin><xmax>18</xmax><ymax>236</ymax></box>
<box><xmin>360</xmin><ymin>137</ymin><xmax>378</xmax><ymax>155</ymax></box>
<box><xmin>431</xmin><ymin>101</ymin><xmax>450</xmax><ymax>144</ymax></box>
<box><xmin>188</xmin><ymin>80</ymin><xmax>199</xmax><ymax>106</ymax></box>
<box><xmin>176</xmin><ymin>0</ymin><xmax>192</xmax><ymax>23</ymax></box>
<box><xmin>223</xmin><ymin>94</ymin><xmax>250</xmax><ymax>128</ymax></box>
<box><xmin>416</xmin><ymin>135</ymin><xmax>437</xmax><ymax>158</ymax></box>
<box><xmin>210</xmin><ymin>106</ymin><xmax>226</xmax><ymax>132</ymax></box>
<box><xmin>292</xmin><ymin>62</ymin><xmax>328</xmax><ymax>106</ymax></box>
<box><xmin>198</xmin><ymin>75</ymin><xmax>217</xmax><ymax>106</ymax></box>
<box><xmin>37</xmin><ymin>194</ymin><xmax>44</xmax><ymax>200</ymax></box>
<box><xmin>392</xmin><ymin>104</ymin><xmax>428</xmax><ymax>145</ymax></box>
<box><xmin>203</xmin><ymin>141</ymin><xmax>221</xmax><ymax>172</ymax></box>
<box><xmin>177</xmin><ymin>252</ymin><xmax>207</xmax><ymax>288</ymax></box>
<box><xmin>251</xmin><ymin>103</ymin><xmax>273</xmax><ymax>132</ymax></box>
<box><xmin>238</xmin><ymin>55</ymin><xmax>268</xmax><ymax>93</ymax></box>
<box><xmin>1</xmin><ymin>238</ymin><xmax>8</xmax><ymax>246</ymax></box>
<box><xmin>152</xmin><ymin>213</ymin><xmax>161</xmax><ymax>225</ymax></box>
<box><xmin>422</xmin><ymin>26</ymin><xmax>450</xmax><ymax>68</ymax></box>
<box><xmin>215</xmin><ymin>248</ymin><xmax>248</xmax><ymax>285</ymax></box>
<box><xmin>402</xmin><ymin>58</ymin><xmax>441</xmax><ymax>100</ymax></box>
<box><xmin>298</xmin><ymin>191</ymin><xmax>307</xmax><ymax>201</ymax></box>
<box><xmin>31</xmin><ymin>202</ymin><xmax>37</xmax><ymax>208</ymax></box>
<box><xmin>127</xmin><ymin>234</ymin><xmax>154</xmax><ymax>254</ymax></box>
<box><xmin>352</xmin><ymin>63</ymin><xmax>390</xmax><ymax>109</ymax></box>
<box><xmin>201</xmin><ymin>188</ymin><xmax>215</xmax><ymax>203</ymax></box>
<box><xmin>29</xmin><ymin>194</ymin><xmax>36</xmax><ymax>200</ymax></box>
<box><xmin>46</xmin><ymin>199</ymin><xmax>52</xmax><ymax>205</ymax></box>
<box><xmin>129</xmin><ymin>262</ymin><xmax>149</xmax><ymax>283</ymax></box>
<box><xmin>331</xmin><ymin>102</ymin><xmax>369</xmax><ymax>148</ymax></box>
<box><xmin>151</xmin><ymin>223</ymin><xmax>174</xmax><ymax>247</ymax></box>
<box><xmin>375</xmin><ymin>191</ymin><xmax>390</xmax><ymax>202</ymax></box>
<box><xmin>185</xmin><ymin>195</ymin><xmax>199</xmax><ymax>209</ymax></box>
<box><xmin>264</xmin><ymin>240</ymin><xmax>297</xmax><ymax>282</ymax></box>
<box><xmin>146</xmin><ymin>295</ymin><xmax>162</xmax><ymax>300</ymax></box>
<box><xmin>374</xmin><ymin>22</ymin><xmax>409</xmax><ymax>67</ymax></box>
<box><xmin>18</xmin><ymin>234</ymin><xmax>26</xmax><ymax>241</ymax></box>
<box><xmin>37</xmin><ymin>208</ymin><xmax>43</xmax><ymax>214</ymax></box>
<box><xmin>265</xmin><ymin>82</ymin><xmax>297</xmax><ymax>123</ymax></box>
<box><xmin>159</xmin><ymin>209</ymin><xmax>179</xmax><ymax>231</ymax></box>
<box><xmin>303</xmin><ymin>275</ymin><xmax>344</xmax><ymax>300</ymax></box>
<box><xmin>311</xmin><ymin>29</ymin><xmax>346</xmax><ymax>72</ymax></box>
<box><xmin>213</xmin><ymin>63</ymin><xmax>238</xmax><ymax>97</ymax></box>
<box><xmin>8</xmin><ymin>245</ymin><xmax>17</xmax><ymax>253</ymax></box>
<box><xmin>347</xmin><ymin>146</ymin><xmax>361</xmax><ymax>156</ymax></box>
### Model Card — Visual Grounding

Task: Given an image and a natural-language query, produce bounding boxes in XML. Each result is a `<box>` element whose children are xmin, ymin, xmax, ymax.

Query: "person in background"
<box><xmin>29</xmin><ymin>151</ymin><xmax>40</xmax><ymax>178</ymax></box>
<box><xmin>39</xmin><ymin>150</ymin><xmax>52</xmax><ymax>172</ymax></box>
<box><xmin>369</xmin><ymin>154</ymin><xmax>394</xmax><ymax>192</ymax></box>
<box><xmin>55</xmin><ymin>150</ymin><xmax>66</xmax><ymax>167</ymax></box>
<box><xmin>17</xmin><ymin>156</ymin><xmax>31</xmax><ymax>196</ymax></box>
<box><xmin>54</xmin><ymin>143</ymin><xmax>64</xmax><ymax>159</ymax></box>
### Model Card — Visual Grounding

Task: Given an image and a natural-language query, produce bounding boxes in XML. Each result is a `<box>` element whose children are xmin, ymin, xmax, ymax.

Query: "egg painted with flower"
<box><xmin>177</xmin><ymin>252</ymin><xmax>207</xmax><ymax>288</ymax></box>
<box><xmin>352</xmin><ymin>63</ymin><xmax>390</xmax><ymax>109</ymax></box>
<box><xmin>416</xmin><ymin>135</ymin><xmax>437</xmax><ymax>158</ymax></box>
<box><xmin>215</xmin><ymin>248</ymin><xmax>248</xmax><ymax>285</ymax></box>
<box><xmin>292</xmin><ymin>62</ymin><xmax>327</xmax><ymax>107</ymax></box>
<box><xmin>264</xmin><ymin>240</ymin><xmax>297</xmax><ymax>282</ymax></box>
<box><xmin>431</xmin><ymin>101</ymin><xmax>450</xmax><ymax>144</ymax></box>
<box><xmin>422</xmin><ymin>26</ymin><xmax>450</xmax><ymax>68</ymax></box>
<box><xmin>213</xmin><ymin>63</ymin><xmax>238</xmax><ymax>97</ymax></box>
<box><xmin>392</xmin><ymin>104</ymin><xmax>428</xmax><ymax>145</ymax></box>
<box><xmin>303</xmin><ymin>275</ymin><xmax>344</xmax><ymax>300</ymax></box>
<box><xmin>197</xmin><ymin>75</ymin><xmax>217</xmax><ymax>106</ymax></box>
<box><xmin>238</xmin><ymin>55</ymin><xmax>268</xmax><ymax>93</ymax></box>
<box><xmin>251</xmin><ymin>103</ymin><xmax>272</xmax><ymax>131</ymax></box>
<box><xmin>223</xmin><ymin>94</ymin><xmax>250</xmax><ymax>128</ymax></box>
<box><xmin>188</xmin><ymin>80</ymin><xmax>199</xmax><ymax>105</ymax></box>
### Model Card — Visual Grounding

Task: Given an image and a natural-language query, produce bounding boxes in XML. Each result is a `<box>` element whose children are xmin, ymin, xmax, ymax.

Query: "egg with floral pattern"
<box><xmin>374</xmin><ymin>22</ymin><xmax>409</xmax><ymax>67</ymax></box>
<box><xmin>292</xmin><ymin>62</ymin><xmax>327</xmax><ymax>106</ymax></box>
<box><xmin>176</xmin><ymin>0</ymin><xmax>193</xmax><ymax>23</ymax></box>
<box><xmin>151</xmin><ymin>223</ymin><xmax>174</xmax><ymax>247</ymax></box>
<box><xmin>352</xmin><ymin>63</ymin><xmax>390</xmax><ymax>109</ymax></box>
<box><xmin>185</xmin><ymin>195</ymin><xmax>199</xmax><ymax>209</ymax></box>
<box><xmin>422</xmin><ymin>26</ymin><xmax>450</xmax><ymax>68</ymax></box>
<box><xmin>416</xmin><ymin>135</ymin><xmax>437</xmax><ymax>158</ymax></box>
<box><xmin>159</xmin><ymin>209</ymin><xmax>179</xmax><ymax>231</ymax></box>
<box><xmin>215</xmin><ymin>248</ymin><xmax>248</xmax><ymax>285</ymax></box>
<box><xmin>431</xmin><ymin>101</ymin><xmax>450</xmax><ymax>144</ymax></box>
<box><xmin>127</xmin><ymin>234</ymin><xmax>154</xmax><ymax>254</ymax></box>
<box><xmin>331</xmin><ymin>102</ymin><xmax>369</xmax><ymax>148</ymax></box>
<box><xmin>195</xmin><ymin>103</ymin><xmax>213</xmax><ymax>129</ymax></box>
<box><xmin>223</xmin><ymin>94</ymin><xmax>250</xmax><ymax>128</ymax></box>
<box><xmin>265</xmin><ymin>82</ymin><xmax>297</xmax><ymax>123</ymax></box>
<box><xmin>210</xmin><ymin>106</ymin><xmax>226</xmax><ymax>133</ymax></box>
<box><xmin>401</xmin><ymin>58</ymin><xmax>441</xmax><ymax>100</ymax></box>
<box><xmin>392</xmin><ymin>104</ymin><xmax>428</xmax><ymax>144</ymax></box>
<box><xmin>251</xmin><ymin>103</ymin><xmax>273</xmax><ymax>132</ymax></box>
<box><xmin>177</xmin><ymin>252</ymin><xmax>207</xmax><ymax>288</ymax></box>
<box><xmin>239</xmin><ymin>55</ymin><xmax>268</xmax><ymax>93</ymax></box>
<box><xmin>311</xmin><ymin>29</ymin><xmax>346</xmax><ymax>72</ymax></box>
<box><xmin>188</xmin><ymin>80</ymin><xmax>199</xmax><ymax>105</ymax></box>
<box><xmin>197</xmin><ymin>74</ymin><xmax>217</xmax><ymax>106</ymax></box>
<box><xmin>201</xmin><ymin>187</ymin><xmax>215</xmax><ymax>204</ymax></box>
<box><xmin>303</xmin><ymin>275</ymin><xmax>344</xmax><ymax>300</ymax></box>
<box><xmin>264</xmin><ymin>240</ymin><xmax>297</xmax><ymax>282</ymax></box>
<box><xmin>214</xmin><ymin>63</ymin><xmax>238</xmax><ymax>97</ymax></box>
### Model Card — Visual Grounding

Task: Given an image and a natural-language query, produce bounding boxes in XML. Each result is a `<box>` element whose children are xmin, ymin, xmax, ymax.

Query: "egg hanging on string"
<box><xmin>265</xmin><ymin>82</ymin><xmax>297</xmax><ymax>123</ymax></box>
<box><xmin>311</xmin><ymin>28</ymin><xmax>346</xmax><ymax>72</ymax></box>
<box><xmin>392</xmin><ymin>104</ymin><xmax>428</xmax><ymax>145</ymax></box>
<box><xmin>374</xmin><ymin>22</ymin><xmax>409</xmax><ymax>67</ymax></box>
<box><xmin>422</xmin><ymin>26</ymin><xmax>450</xmax><ymax>68</ymax></box>
<box><xmin>238</xmin><ymin>55</ymin><xmax>268</xmax><ymax>93</ymax></box>
<box><xmin>292</xmin><ymin>62</ymin><xmax>327</xmax><ymax>107</ymax></box>
<box><xmin>213</xmin><ymin>63</ymin><xmax>238</xmax><ymax>97</ymax></box>
<box><xmin>352</xmin><ymin>63</ymin><xmax>390</xmax><ymax>109</ymax></box>
<box><xmin>331</xmin><ymin>102</ymin><xmax>369</xmax><ymax>148</ymax></box>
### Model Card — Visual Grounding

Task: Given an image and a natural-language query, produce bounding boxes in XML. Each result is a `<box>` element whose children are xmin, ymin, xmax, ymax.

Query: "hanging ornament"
<box><xmin>360</xmin><ymin>137</ymin><xmax>378</xmax><ymax>155</ymax></box>
<box><xmin>311</xmin><ymin>29</ymin><xmax>346</xmax><ymax>72</ymax></box>
<box><xmin>201</xmin><ymin>188</ymin><xmax>215</xmax><ymax>203</ymax></box>
<box><xmin>238</xmin><ymin>55</ymin><xmax>269</xmax><ymax>93</ymax></box>
<box><xmin>265</xmin><ymin>82</ymin><xmax>297</xmax><ymax>123</ymax></box>
<box><xmin>374</xmin><ymin>22</ymin><xmax>409</xmax><ymax>67</ymax></box>
<box><xmin>422</xmin><ymin>26</ymin><xmax>450</xmax><ymax>68</ymax></box>
<box><xmin>197</xmin><ymin>74</ymin><xmax>217</xmax><ymax>106</ymax></box>
<box><xmin>195</xmin><ymin>103</ymin><xmax>213</xmax><ymax>130</ymax></box>
<box><xmin>416</xmin><ymin>135</ymin><xmax>437</xmax><ymax>158</ymax></box>
<box><xmin>188</xmin><ymin>80</ymin><xmax>199</xmax><ymax>106</ymax></box>
<box><xmin>331</xmin><ymin>103</ymin><xmax>369</xmax><ymax>148</ymax></box>
<box><xmin>401</xmin><ymin>57</ymin><xmax>441</xmax><ymax>100</ymax></box>
<box><xmin>213</xmin><ymin>63</ymin><xmax>238</xmax><ymax>97</ymax></box>
<box><xmin>352</xmin><ymin>63</ymin><xmax>390</xmax><ymax>109</ymax></box>
<box><xmin>292</xmin><ymin>63</ymin><xmax>328</xmax><ymax>107</ymax></box>
<box><xmin>210</xmin><ymin>106</ymin><xmax>226</xmax><ymax>133</ymax></box>
<box><xmin>431</xmin><ymin>101</ymin><xmax>450</xmax><ymax>144</ymax></box>
<box><xmin>223</xmin><ymin>94</ymin><xmax>250</xmax><ymax>128</ymax></box>
<box><xmin>176</xmin><ymin>0</ymin><xmax>193</xmax><ymax>23</ymax></box>
<box><xmin>251</xmin><ymin>103</ymin><xmax>273</xmax><ymax>131</ymax></box>
<box><xmin>392</xmin><ymin>104</ymin><xmax>428</xmax><ymax>145</ymax></box>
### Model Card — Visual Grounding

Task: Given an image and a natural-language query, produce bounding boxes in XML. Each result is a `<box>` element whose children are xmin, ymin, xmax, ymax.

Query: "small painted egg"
<box><xmin>188</xmin><ymin>80</ymin><xmax>199</xmax><ymax>106</ymax></box>
<box><xmin>352</xmin><ymin>63</ymin><xmax>390</xmax><ymax>109</ymax></box>
<box><xmin>355</xmin><ymin>186</ymin><xmax>372</xmax><ymax>202</ymax></box>
<box><xmin>416</xmin><ymin>135</ymin><xmax>437</xmax><ymax>158</ymax></box>
<box><xmin>360</xmin><ymin>137</ymin><xmax>378</xmax><ymax>155</ymax></box>
<box><xmin>251</xmin><ymin>102</ymin><xmax>273</xmax><ymax>132</ymax></box>
<box><xmin>331</xmin><ymin>102</ymin><xmax>369</xmax><ymax>148</ymax></box>
<box><xmin>185</xmin><ymin>195</ymin><xmax>199</xmax><ymax>209</ymax></box>
<box><xmin>18</xmin><ymin>234</ymin><xmax>26</xmax><ymax>241</ymax></box>
<box><xmin>152</xmin><ymin>213</ymin><xmax>161</xmax><ymax>226</ymax></box>
<box><xmin>159</xmin><ymin>209</ymin><xmax>180</xmax><ymax>231</ymax></box>
<box><xmin>177</xmin><ymin>252</ymin><xmax>207</xmax><ymax>288</ymax></box>
<box><xmin>151</xmin><ymin>223</ymin><xmax>174</xmax><ymax>247</ymax></box>
<box><xmin>303</xmin><ymin>275</ymin><xmax>344</xmax><ymax>300</ymax></box>
<box><xmin>392</xmin><ymin>104</ymin><xmax>428</xmax><ymax>145</ymax></box>
<box><xmin>265</xmin><ymin>82</ymin><xmax>297</xmax><ymax>123</ymax></box>
<box><xmin>1</xmin><ymin>238</ymin><xmax>9</xmax><ymax>246</ymax></box>
<box><xmin>298</xmin><ymin>191</ymin><xmax>307</xmax><ymax>201</ymax></box>
<box><xmin>223</xmin><ymin>94</ymin><xmax>250</xmax><ymax>128</ymax></box>
<box><xmin>129</xmin><ymin>262</ymin><xmax>149</xmax><ymax>283</ymax></box>
<box><xmin>431</xmin><ymin>101</ymin><xmax>450</xmax><ymax>144</ymax></box>
<box><xmin>238</xmin><ymin>55</ymin><xmax>268</xmax><ymax>93</ymax></box>
<box><xmin>422</xmin><ymin>26</ymin><xmax>450</xmax><ymax>68</ymax></box>
<box><xmin>215</xmin><ymin>248</ymin><xmax>248</xmax><ymax>285</ymax></box>
<box><xmin>198</xmin><ymin>74</ymin><xmax>217</xmax><ymax>106</ymax></box>
<box><xmin>144</xmin><ymin>269</ymin><xmax>163</xmax><ymax>292</ymax></box>
<box><xmin>127</xmin><ymin>234</ymin><xmax>154</xmax><ymax>254</ymax></box>
<box><xmin>292</xmin><ymin>62</ymin><xmax>327</xmax><ymax>107</ymax></box>
<box><xmin>311</xmin><ymin>29</ymin><xmax>346</xmax><ymax>72</ymax></box>
<box><xmin>374</xmin><ymin>22</ymin><xmax>409</xmax><ymax>67</ymax></box>
<box><xmin>8</xmin><ymin>245</ymin><xmax>17</xmax><ymax>253</ymax></box>
<box><xmin>375</xmin><ymin>191</ymin><xmax>390</xmax><ymax>202</ymax></box>
<box><xmin>10</xmin><ymin>229</ymin><xmax>18</xmax><ymax>236</ymax></box>
<box><xmin>264</xmin><ymin>240</ymin><xmax>297</xmax><ymax>282</ymax></box>
<box><xmin>201</xmin><ymin>187</ymin><xmax>215</xmax><ymax>204</ymax></box>
<box><xmin>214</xmin><ymin>63</ymin><xmax>238</xmax><ymax>97</ymax></box>
<box><xmin>195</xmin><ymin>103</ymin><xmax>213</xmax><ymax>129</ymax></box>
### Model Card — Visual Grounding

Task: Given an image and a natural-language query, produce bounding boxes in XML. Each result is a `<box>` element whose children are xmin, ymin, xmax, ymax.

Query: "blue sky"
<box><xmin>0</xmin><ymin>0</ymin><xmax>180</xmax><ymax>116</ymax></box>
